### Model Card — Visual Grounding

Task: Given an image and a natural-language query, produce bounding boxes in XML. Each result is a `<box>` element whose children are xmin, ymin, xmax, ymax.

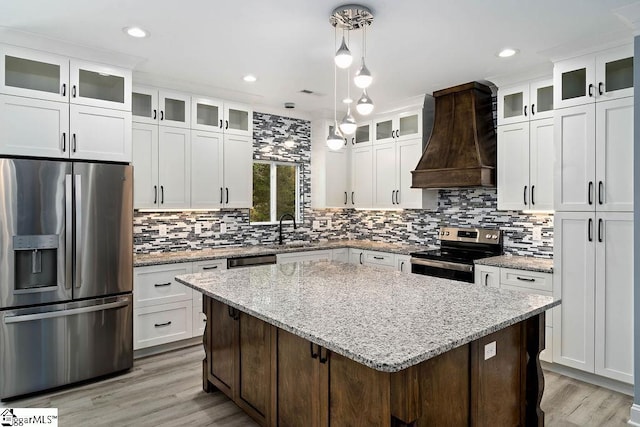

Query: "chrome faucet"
<box><xmin>278</xmin><ymin>213</ymin><xmax>296</xmax><ymax>245</ymax></box>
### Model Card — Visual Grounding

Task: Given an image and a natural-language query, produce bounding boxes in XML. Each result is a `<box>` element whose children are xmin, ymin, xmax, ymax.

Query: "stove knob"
<box><xmin>445</xmin><ymin>231</ymin><xmax>450</xmax><ymax>236</ymax></box>
<box><xmin>492</xmin><ymin>235</ymin><xmax>498</xmax><ymax>240</ymax></box>
<box><xmin>485</xmin><ymin>234</ymin><xmax>491</xmax><ymax>239</ymax></box>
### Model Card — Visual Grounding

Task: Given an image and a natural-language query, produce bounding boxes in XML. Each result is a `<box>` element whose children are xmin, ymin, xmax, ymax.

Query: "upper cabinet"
<box><xmin>223</xmin><ymin>102</ymin><xmax>252</xmax><ymax>137</ymax></box>
<box><xmin>0</xmin><ymin>45</ymin><xmax>132</xmax><ymax>162</ymax></box>
<box><xmin>497</xmin><ymin>79</ymin><xmax>554</xmax><ymax>125</ymax></box>
<box><xmin>553</xmin><ymin>45</ymin><xmax>633</xmax><ymax>109</ymax></box>
<box><xmin>311</xmin><ymin>120</ymin><xmax>350</xmax><ymax>209</ymax></box>
<box><xmin>374</xmin><ymin>109</ymin><xmax>422</xmax><ymax>144</ymax></box>
<box><xmin>132</xmin><ymin>86</ymin><xmax>190</xmax><ymax>128</ymax></box>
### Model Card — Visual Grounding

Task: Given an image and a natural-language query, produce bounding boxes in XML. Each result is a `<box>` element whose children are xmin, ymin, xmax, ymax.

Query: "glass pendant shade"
<box><xmin>356</xmin><ymin>90</ymin><xmax>374</xmax><ymax>115</ymax></box>
<box><xmin>334</xmin><ymin>36</ymin><xmax>353</xmax><ymax>69</ymax></box>
<box><xmin>326</xmin><ymin>124</ymin><xmax>344</xmax><ymax>150</ymax></box>
<box><xmin>354</xmin><ymin>58</ymin><xmax>372</xmax><ymax>89</ymax></box>
<box><xmin>339</xmin><ymin>110</ymin><xmax>357</xmax><ymax>135</ymax></box>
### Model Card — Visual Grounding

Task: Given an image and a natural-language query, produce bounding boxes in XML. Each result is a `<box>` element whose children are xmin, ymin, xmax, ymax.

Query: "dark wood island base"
<box><xmin>202</xmin><ymin>296</ymin><xmax>545</xmax><ymax>426</ymax></box>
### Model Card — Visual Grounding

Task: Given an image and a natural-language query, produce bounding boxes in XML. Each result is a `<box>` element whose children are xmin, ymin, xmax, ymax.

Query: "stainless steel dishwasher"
<box><xmin>227</xmin><ymin>254</ymin><xmax>277</xmax><ymax>269</ymax></box>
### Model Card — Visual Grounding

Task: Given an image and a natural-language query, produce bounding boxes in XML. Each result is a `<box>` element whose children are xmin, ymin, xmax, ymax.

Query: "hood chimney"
<box><xmin>411</xmin><ymin>82</ymin><xmax>496</xmax><ymax>188</ymax></box>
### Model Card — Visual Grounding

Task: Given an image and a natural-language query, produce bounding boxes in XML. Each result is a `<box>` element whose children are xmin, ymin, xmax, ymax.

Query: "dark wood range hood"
<box><xmin>411</xmin><ymin>81</ymin><xmax>496</xmax><ymax>188</ymax></box>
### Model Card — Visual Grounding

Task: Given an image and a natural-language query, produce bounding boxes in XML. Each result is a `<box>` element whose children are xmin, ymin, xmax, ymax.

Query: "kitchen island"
<box><xmin>176</xmin><ymin>261</ymin><xmax>559</xmax><ymax>426</ymax></box>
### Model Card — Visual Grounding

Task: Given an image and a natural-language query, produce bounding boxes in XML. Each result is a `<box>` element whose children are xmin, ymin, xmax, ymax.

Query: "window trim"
<box><xmin>250</xmin><ymin>160</ymin><xmax>300</xmax><ymax>225</ymax></box>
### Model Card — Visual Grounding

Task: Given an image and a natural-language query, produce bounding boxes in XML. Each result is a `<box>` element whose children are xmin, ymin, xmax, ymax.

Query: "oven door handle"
<box><xmin>410</xmin><ymin>258</ymin><xmax>473</xmax><ymax>273</ymax></box>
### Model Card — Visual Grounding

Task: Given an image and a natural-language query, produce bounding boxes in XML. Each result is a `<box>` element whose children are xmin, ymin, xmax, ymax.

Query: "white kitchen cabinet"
<box><xmin>132</xmin><ymin>86</ymin><xmax>159</xmax><ymax>125</ymax></box>
<box><xmin>276</xmin><ymin>250</ymin><xmax>332</xmax><ymax>264</ymax></box>
<box><xmin>554</xmin><ymin>98</ymin><xmax>632</xmax><ymax>212</ymax></box>
<box><xmin>158</xmin><ymin>127</ymin><xmax>191</xmax><ymax>209</ymax></box>
<box><xmin>373</xmin><ymin>142</ymin><xmax>396</xmax><ymax>208</ymax></box>
<box><xmin>374</xmin><ymin>109</ymin><xmax>421</xmax><ymax>144</ymax></box>
<box><xmin>553</xmin><ymin>45</ymin><xmax>633</xmax><ymax>109</ymax></box>
<box><xmin>69</xmin><ymin>60</ymin><xmax>131</xmax><ymax>111</ymax></box>
<box><xmin>223</xmin><ymin>102</ymin><xmax>253</xmax><ymax>137</ymax></box>
<box><xmin>0</xmin><ymin>94</ymin><xmax>69</xmax><ymax>158</ymax></box>
<box><xmin>474</xmin><ymin>265</ymin><xmax>500</xmax><ymax>288</ymax></box>
<box><xmin>352</xmin><ymin>122</ymin><xmax>372</xmax><ymax>146</ymax></box>
<box><xmin>350</xmin><ymin>145</ymin><xmax>373</xmax><ymax>208</ymax></box>
<box><xmin>363</xmin><ymin>251</ymin><xmax>395</xmax><ymax>269</ymax></box>
<box><xmin>192</xmin><ymin>259</ymin><xmax>227</xmax><ymax>338</ymax></box>
<box><xmin>497</xmin><ymin>78</ymin><xmax>554</xmax><ymax>126</ymax></box>
<box><xmin>132</xmin><ymin>86</ymin><xmax>190</xmax><ymax>128</ymax></box>
<box><xmin>191</xmin><ymin>130</ymin><xmax>223</xmax><ymax>208</ymax></box>
<box><xmin>553</xmin><ymin>211</ymin><xmax>634</xmax><ymax>383</ymax></box>
<box><xmin>69</xmin><ymin>104</ymin><xmax>132</xmax><ymax>162</ymax></box>
<box><xmin>331</xmin><ymin>248</ymin><xmax>349</xmax><ymax>263</ymax></box>
<box><xmin>311</xmin><ymin>120</ymin><xmax>350</xmax><ymax>209</ymax></box>
<box><xmin>497</xmin><ymin>118</ymin><xmax>554</xmax><ymax>211</ymax></box>
<box><xmin>133</xmin><ymin>263</ymin><xmax>193</xmax><ymax>309</ymax></box>
<box><xmin>191</xmin><ymin>96</ymin><xmax>224</xmax><ymax>132</ymax></box>
<box><xmin>222</xmin><ymin>134</ymin><xmax>253</xmax><ymax>208</ymax></box>
<box><xmin>396</xmin><ymin>255</ymin><xmax>411</xmax><ymax>273</ymax></box>
<box><xmin>134</xmin><ymin>301</ymin><xmax>193</xmax><ymax>350</ymax></box>
<box><xmin>132</xmin><ymin>123</ymin><xmax>159</xmax><ymax>209</ymax></box>
<box><xmin>349</xmin><ymin>248</ymin><xmax>365</xmax><ymax>265</ymax></box>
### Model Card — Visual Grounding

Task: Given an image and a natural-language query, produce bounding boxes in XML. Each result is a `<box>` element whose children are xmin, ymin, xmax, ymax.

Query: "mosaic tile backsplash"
<box><xmin>134</xmin><ymin>112</ymin><xmax>553</xmax><ymax>258</ymax></box>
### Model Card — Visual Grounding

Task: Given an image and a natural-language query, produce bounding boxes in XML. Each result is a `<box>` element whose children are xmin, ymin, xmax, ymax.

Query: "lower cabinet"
<box><xmin>276</xmin><ymin>250</ymin><xmax>332</xmax><ymax>264</ymax></box>
<box><xmin>474</xmin><ymin>265</ymin><xmax>500</xmax><ymax>288</ymax></box>
<box><xmin>348</xmin><ymin>248</ymin><xmax>407</xmax><ymax>272</ymax></box>
<box><xmin>331</xmin><ymin>248</ymin><xmax>349</xmax><ymax>263</ymax></box>
<box><xmin>395</xmin><ymin>255</ymin><xmax>411</xmax><ymax>273</ymax></box>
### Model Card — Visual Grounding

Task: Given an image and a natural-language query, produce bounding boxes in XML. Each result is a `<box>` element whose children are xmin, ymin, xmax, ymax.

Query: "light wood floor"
<box><xmin>1</xmin><ymin>345</ymin><xmax>633</xmax><ymax>426</ymax></box>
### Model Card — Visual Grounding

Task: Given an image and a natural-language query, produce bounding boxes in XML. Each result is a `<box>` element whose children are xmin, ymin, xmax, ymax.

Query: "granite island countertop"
<box><xmin>475</xmin><ymin>255</ymin><xmax>553</xmax><ymax>273</ymax></box>
<box><xmin>176</xmin><ymin>261</ymin><xmax>559</xmax><ymax>373</ymax></box>
<box><xmin>134</xmin><ymin>240</ymin><xmax>431</xmax><ymax>267</ymax></box>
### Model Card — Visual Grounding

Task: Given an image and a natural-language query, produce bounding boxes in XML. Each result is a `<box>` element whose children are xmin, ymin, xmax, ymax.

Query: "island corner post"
<box><xmin>200</xmin><ymin>295</ymin><xmax>546</xmax><ymax>427</ymax></box>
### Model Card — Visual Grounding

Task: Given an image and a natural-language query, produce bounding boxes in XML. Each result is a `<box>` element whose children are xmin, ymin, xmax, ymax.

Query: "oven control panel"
<box><xmin>439</xmin><ymin>227</ymin><xmax>501</xmax><ymax>245</ymax></box>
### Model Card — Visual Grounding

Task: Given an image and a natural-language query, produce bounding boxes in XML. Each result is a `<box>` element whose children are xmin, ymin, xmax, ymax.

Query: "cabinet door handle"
<box><xmin>598</xmin><ymin>181</ymin><xmax>603</xmax><ymax>205</ymax></box>
<box><xmin>72</xmin><ymin>134</ymin><xmax>77</xmax><ymax>153</ymax></box>
<box><xmin>154</xmin><ymin>321</ymin><xmax>172</xmax><ymax>327</ymax></box>
<box><xmin>61</xmin><ymin>133</ymin><xmax>66</xmax><ymax>152</ymax></box>
<box><xmin>61</xmin><ymin>83</ymin><xmax>66</xmax><ymax>97</ymax></box>
<box><xmin>160</xmin><ymin>110</ymin><xmax>164</xmax><ymax>121</ymax></box>
<box><xmin>400</xmin><ymin>261</ymin><xmax>405</xmax><ymax>271</ymax></box>
<box><xmin>359</xmin><ymin>253</ymin><xmax>363</xmax><ymax>264</ymax></box>
<box><xmin>516</xmin><ymin>277</ymin><xmax>536</xmax><ymax>282</ymax></box>
<box><xmin>72</xmin><ymin>85</ymin><xmax>77</xmax><ymax>98</ymax></box>
<box><xmin>523</xmin><ymin>185</ymin><xmax>528</xmax><ymax>205</ymax></box>
<box><xmin>395</xmin><ymin>190</ymin><xmax>400</xmax><ymax>205</ymax></box>
<box><xmin>154</xmin><ymin>282</ymin><xmax>171</xmax><ymax>287</ymax></box>
<box><xmin>588</xmin><ymin>83</ymin><xmax>594</xmax><ymax>97</ymax></box>
<box><xmin>351</xmin><ymin>137</ymin><xmax>355</xmax><ymax>144</ymax></box>
<box><xmin>373</xmin><ymin>256</ymin><xmax>384</xmax><ymax>260</ymax></box>
<box><xmin>153</xmin><ymin>109</ymin><xmax>157</xmax><ymax>120</ymax></box>
<box><xmin>225</xmin><ymin>120</ymin><xmax>229</xmax><ymax>130</ymax></box>
<box><xmin>160</xmin><ymin>185</ymin><xmax>164</xmax><ymax>204</ymax></box>
<box><xmin>153</xmin><ymin>185</ymin><xmax>158</xmax><ymax>204</ymax></box>
<box><xmin>202</xmin><ymin>266</ymin><xmax>218</xmax><ymax>270</ymax></box>
<box><xmin>598</xmin><ymin>82</ymin><xmax>604</xmax><ymax>96</ymax></box>
<box><xmin>588</xmin><ymin>218</ymin><xmax>593</xmax><ymax>242</ymax></box>
<box><xmin>220</xmin><ymin>187</ymin><xmax>224</xmax><ymax>204</ymax></box>
<box><xmin>392</xmin><ymin>190</ymin><xmax>396</xmax><ymax>204</ymax></box>
<box><xmin>225</xmin><ymin>188</ymin><xmax>229</xmax><ymax>204</ymax></box>
<box><xmin>524</xmin><ymin>105</ymin><xmax>527</xmax><ymax>117</ymax></box>
<box><xmin>484</xmin><ymin>273</ymin><xmax>489</xmax><ymax>286</ymax></box>
<box><xmin>344</xmin><ymin>191</ymin><xmax>348</xmax><ymax>205</ymax></box>
<box><xmin>588</xmin><ymin>181</ymin><xmax>593</xmax><ymax>205</ymax></box>
<box><xmin>598</xmin><ymin>218</ymin><xmax>603</xmax><ymax>243</ymax></box>
<box><xmin>310</xmin><ymin>342</ymin><xmax>318</xmax><ymax>359</ymax></box>
<box><xmin>319</xmin><ymin>347</ymin><xmax>328</xmax><ymax>364</ymax></box>
<box><xmin>531</xmin><ymin>185</ymin><xmax>535</xmax><ymax>205</ymax></box>
<box><xmin>531</xmin><ymin>104</ymin><xmax>535</xmax><ymax>115</ymax></box>
<box><xmin>351</xmin><ymin>191</ymin><xmax>355</xmax><ymax>205</ymax></box>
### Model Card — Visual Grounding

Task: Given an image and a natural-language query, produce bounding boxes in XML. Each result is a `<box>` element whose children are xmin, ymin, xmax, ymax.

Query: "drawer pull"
<box><xmin>202</xmin><ymin>266</ymin><xmax>218</xmax><ymax>270</ymax></box>
<box><xmin>373</xmin><ymin>256</ymin><xmax>384</xmax><ymax>260</ymax></box>
<box><xmin>154</xmin><ymin>321</ymin><xmax>172</xmax><ymax>327</ymax></box>
<box><xmin>516</xmin><ymin>277</ymin><xmax>535</xmax><ymax>282</ymax></box>
<box><xmin>154</xmin><ymin>282</ymin><xmax>172</xmax><ymax>287</ymax></box>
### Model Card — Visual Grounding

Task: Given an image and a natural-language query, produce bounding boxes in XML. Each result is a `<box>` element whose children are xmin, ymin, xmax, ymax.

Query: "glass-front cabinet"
<box><xmin>374</xmin><ymin>110</ymin><xmax>421</xmax><ymax>143</ymax></box>
<box><xmin>192</xmin><ymin>96</ymin><xmax>224</xmax><ymax>132</ymax></box>
<box><xmin>374</xmin><ymin>116</ymin><xmax>395</xmax><ymax>143</ymax></box>
<box><xmin>69</xmin><ymin>60</ymin><xmax>131</xmax><ymax>111</ymax></box>
<box><xmin>498</xmin><ymin>79</ymin><xmax>553</xmax><ymax>125</ymax></box>
<box><xmin>223</xmin><ymin>102</ymin><xmax>252</xmax><ymax>137</ymax></box>
<box><xmin>554</xmin><ymin>44</ymin><xmax>633</xmax><ymax>109</ymax></box>
<box><xmin>159</xmin><ymin>90</ymin><xmax>190</xmax><ymax>128</ymax></box>
<box><xmin>132</xmin><ymin>86</ymin><xmax>158</xmax><ymax>124</ymax></box>
<box><xmin>353</xmin><ymin>122</ymin><xmax>371</xmax><ymax>146</ymax></box>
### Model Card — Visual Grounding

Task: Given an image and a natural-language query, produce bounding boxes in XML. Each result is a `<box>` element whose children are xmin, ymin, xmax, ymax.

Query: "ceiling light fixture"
<box><xmin>330</xmin><ymin>4</ymin><xmax>375</xmax><ymax>137</ymax></box>
<box><xmin>497</xmin><ymin>48</ymin><xmax>518</xmax><ymax>58</ymax></box>
<box><xmin>123</xmin><ymin>26</ymin><xmax>148</xmax><ymax>38</ymax></box>
<box><xmin>243</xmin><ymin>74</ymin><xmax>257</xmax><ymax>82</ymax></box>
<box><xmin>327</xmin><ymin>33</ymin><xmax>345</xmax><ymax>151</ymax></box>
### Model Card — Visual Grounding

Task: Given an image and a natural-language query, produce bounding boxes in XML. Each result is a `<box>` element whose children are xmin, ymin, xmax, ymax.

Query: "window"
<box><xmin>251</xmin><ymin>161</ymin><xmax>299</xmax><ymax>223</ymax></box>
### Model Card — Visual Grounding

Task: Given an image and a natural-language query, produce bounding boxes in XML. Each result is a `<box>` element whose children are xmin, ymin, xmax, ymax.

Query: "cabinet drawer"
<box><xmin>134</xmin><ymin>263</ymin><xmax>193</xmax><ymax>308</ymax></box>
<box><xmin>193</xmin><ymin>259</ymin><xmax>227</xmax><ymax>273</ymax></box>
<box><xmin>363</xmin><ymin>251</ymin><xmax>395</xmax><ymax>268</ymax></box>
<box><xmin>276</xmin><ymin>250</ymin><xmax>332</xmax><ymax>264</ymax></box>
<box><xmin>500</xmin><ymin>268</ymin><xmax>552</xmax><ymax>293</ymax></box>
<box><xmin>134</xmin><ymin>301</ymin><xmax>193</xmax><ymax>350</ymax></box>
<box><xmin>192</xmin><ymin>310</ymin><xmax>206</xmax><ymax>338</ymax></box>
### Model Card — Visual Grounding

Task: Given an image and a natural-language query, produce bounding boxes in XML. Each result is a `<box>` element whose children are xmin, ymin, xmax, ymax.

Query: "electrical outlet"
<box><xmin>194</xmin><ymin>223</ymin><xmax>202</xmax><ymax>235</ymax></box>
<box><xmin>220</xmin><ymin>222</ymin><xmax>227</xmax><ymax>234</ymax></box>
<box><xmin>312</xmin><ymin>220</ymin><xmax>320</xmax><ymax>230</ymax></box>
<box><xmin>407</xmin><ymin>222</ymin><xmax>413</xmax><ymax>232</ymax></box>
<box><xmin>532</xmin><ymin>226</ymin><xmax>542</xmax><ymax>242</ymax></box>
<box><xmin>158</xmin><ymin>224</ymin><xmax>167</xmax><ymax>236</ymax></box>
<box><xmin>484</xmin><ymin>341</ymin><xmax>497</xmax><ymax>360</ymax></box>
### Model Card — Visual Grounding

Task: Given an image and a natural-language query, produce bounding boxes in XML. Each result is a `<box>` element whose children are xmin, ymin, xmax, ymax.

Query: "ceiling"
<box><xmin>0</xmin><ymin>0</ymin><xmax>637</xmax><ymax>118</ymax></box>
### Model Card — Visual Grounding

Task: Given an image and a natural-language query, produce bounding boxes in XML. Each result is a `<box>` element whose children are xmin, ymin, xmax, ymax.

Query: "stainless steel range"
<box><xmin>410</xmin><ymin>227</ymin><xmax>502</xmax><ymax>283</ymax></box>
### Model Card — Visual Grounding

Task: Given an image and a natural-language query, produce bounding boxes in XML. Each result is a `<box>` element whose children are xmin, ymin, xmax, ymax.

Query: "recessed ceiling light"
<box><xmin>497</xmin><ymin>48</ymin><xmax>518</xmax><ymax>58</ymax></box>
<box><xmin>243</xmin><ymin>74</ymin><xmax>257</xmax><ymax>82</ymax></box>
<box><xmin>123</xmin><ymin>26</ymin><xmax>148</xmax><ymax>38</ymax></box>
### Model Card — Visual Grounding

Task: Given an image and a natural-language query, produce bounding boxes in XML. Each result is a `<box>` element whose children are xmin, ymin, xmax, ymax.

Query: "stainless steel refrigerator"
<box><xmin>0</xmin><ymin>158</ymin><xmax>133</xmax><ymax>400</ymax></box>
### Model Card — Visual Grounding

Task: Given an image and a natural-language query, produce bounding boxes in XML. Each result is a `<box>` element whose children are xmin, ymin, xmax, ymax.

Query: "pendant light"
<box><xmin>356</xmin><ymin>89</ymin><xmax>374</xmax><ymax>115</ymax></box>
<box><xmin>327</xmin><ymin>29</ymin><xmax>345</xmax><ymax>151</ymax></box>
<box><xmin>334</xmin><ymin>33</ymin><xmax>353</xmax><ymax>69</ymax></box>
<box><xmin>339</xmin><ymin>61</ymin><xmax>357</xmax><ymax>135</ymax></box>
<box><xmin>353</xmin><ymin>25</ymin><xmax>372</xmax><ymax>89</ymax></box>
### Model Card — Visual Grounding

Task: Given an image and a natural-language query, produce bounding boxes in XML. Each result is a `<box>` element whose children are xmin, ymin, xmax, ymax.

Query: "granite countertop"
<box><xmin>475</xmin><ymin>255</ymin><xmax>553</xmax><ymax>274</ymax></box>
<box><xmin>176</xmin><ymin>261</ymin><xmax>559</xmax><ymax>373</ymax></box>
<box><xmin>134</xmin><ymin>240</ymin><xmax>430</xmax><ymax>267</ymax></box>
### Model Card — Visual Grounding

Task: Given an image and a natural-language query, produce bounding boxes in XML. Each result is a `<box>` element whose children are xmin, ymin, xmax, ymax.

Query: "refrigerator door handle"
<box><xmin>75</xmin><ymin>174</ymin><xmax>82</xmax><ymax>289</ymax></box>
<box><xmin>4</xmin><ymin>299</ymin><xmax>130</xmax><ymax>324</ymax></box>
<box><xmin>65</xmin><ymin>174</ymin><xmax>73</xmax><ymax>290</ymax></box>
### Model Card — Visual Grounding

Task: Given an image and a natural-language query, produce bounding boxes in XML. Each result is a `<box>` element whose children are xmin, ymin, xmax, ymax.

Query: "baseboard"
<box><xmin>628</xmin><ymin>404</ymin><xmax>640</xmax><ymax>426</ymax></box>
<box><xmin>541</xmin><ymin>361</ymin><xmax>634</xmax><ymax>396</ymax></box>
<box><xmin>134</xmin><ymin>337</ymin><xmax>202</xmax><ymax>359</ymax></box>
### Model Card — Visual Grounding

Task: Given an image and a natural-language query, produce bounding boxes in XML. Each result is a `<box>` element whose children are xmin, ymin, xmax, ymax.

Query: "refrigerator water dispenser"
<box><xmin>13</xmin><ymin>235</ymin><xmax>58</xmax><ymax>291</ymax></box>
